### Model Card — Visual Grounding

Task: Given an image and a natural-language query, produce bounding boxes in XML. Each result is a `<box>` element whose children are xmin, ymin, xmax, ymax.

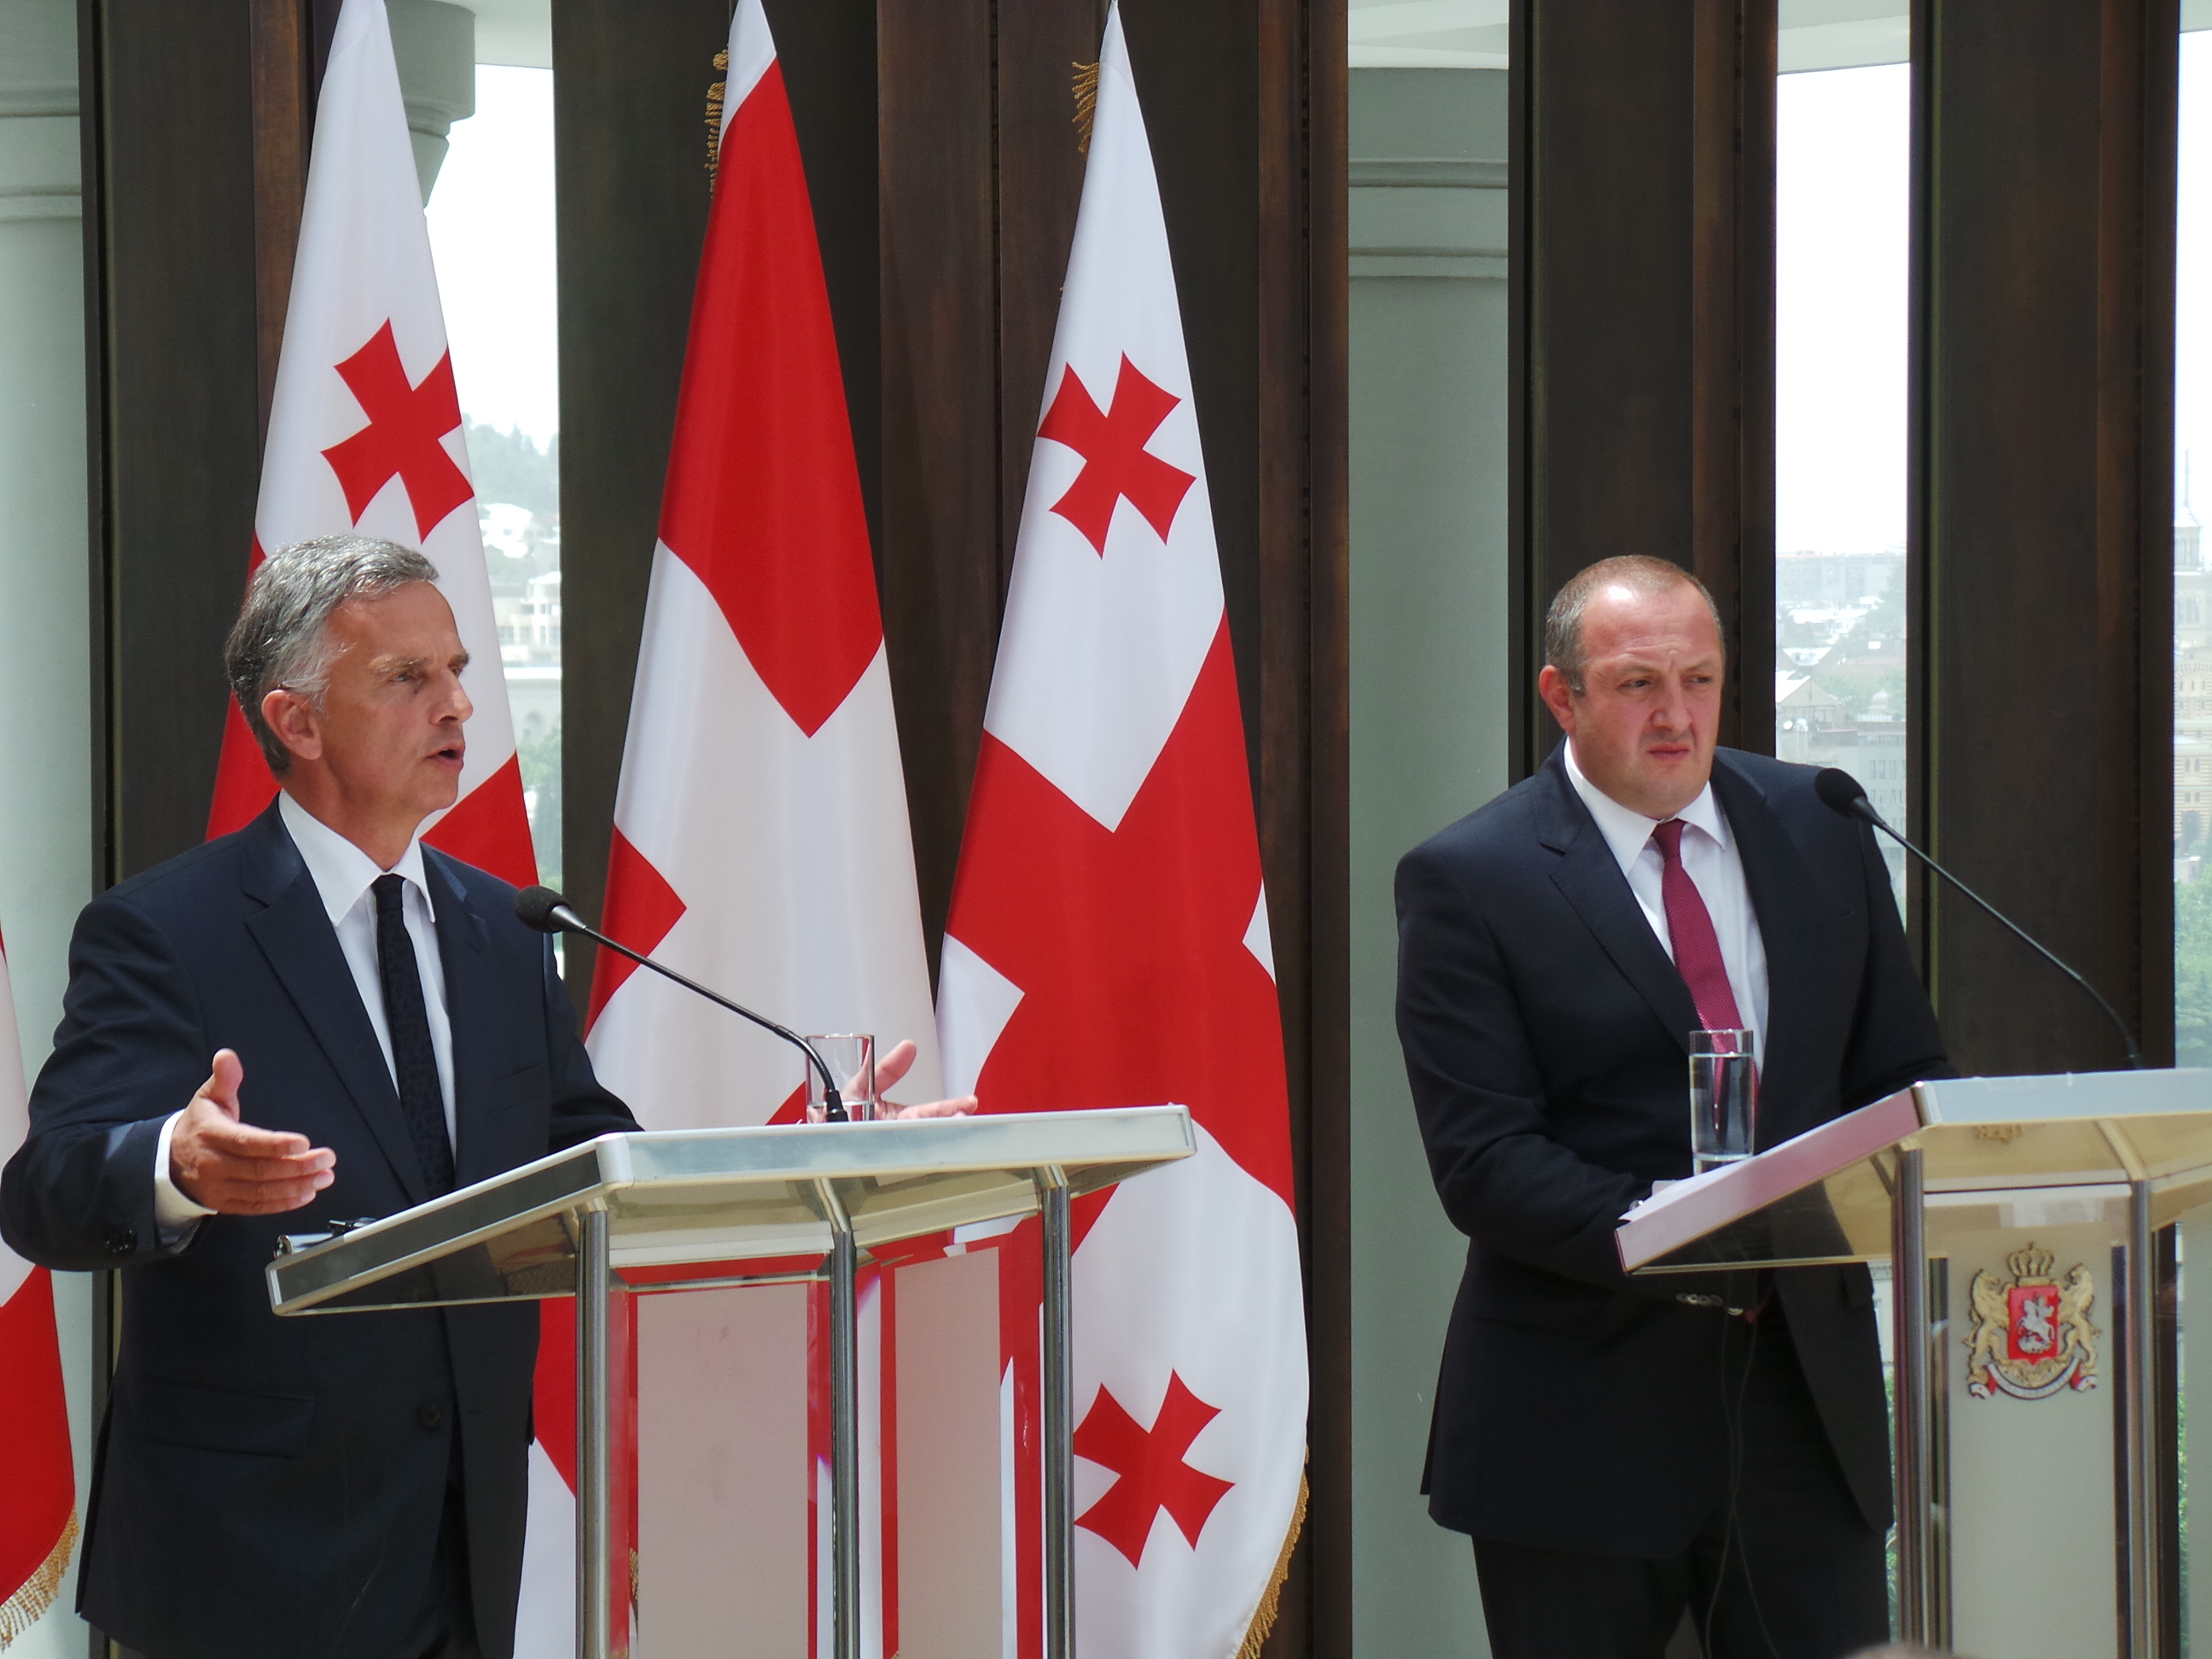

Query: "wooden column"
<box><xmin>81</xmin><ymin>0</ymin><xmax>270</xmax><ymax>882</ymax></box>
<box><xmin>1911</xmin><ymin>0</ymin><xmax>2178</xmax><ymax>1073</ymax></box>
<box><xmin>1510</xmin><ymin>0</ymin><xmax>1777</xmax><ymax>774</ymax></box>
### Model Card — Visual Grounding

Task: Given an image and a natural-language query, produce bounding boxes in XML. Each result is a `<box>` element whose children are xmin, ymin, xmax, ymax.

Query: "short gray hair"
<box><xmin>1543</xmin><ymin>555</ymin><xmax>1721</xmax><ymax>694</ymax></box>
<box><xmin>224</xmin><ymin>534</ymin><xmax>439</xmax><ymax>775</ymax></box>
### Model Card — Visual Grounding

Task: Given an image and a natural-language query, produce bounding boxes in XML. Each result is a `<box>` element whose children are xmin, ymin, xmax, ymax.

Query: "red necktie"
<box><xmin>1650</xmin><ymin>818</ymin><xmax>1744</xmax><ymax>1035</ymax></box>
<box><xmin>1655</xmin><ymin>818</ymin><xmax>1771</xmax><ymax>1317</ymax></box>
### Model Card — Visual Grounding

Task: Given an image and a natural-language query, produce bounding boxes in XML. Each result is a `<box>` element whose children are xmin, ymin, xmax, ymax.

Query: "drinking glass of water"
<box><xmin>1688</xmin><ymin>1028</ymin><xmax>1755</xmax><ymax>1174</ymax></box>
<box><xmin>805</xmin><ymin>1034</ymin><xmax>877</xmax><ymax>1123</ymax></box>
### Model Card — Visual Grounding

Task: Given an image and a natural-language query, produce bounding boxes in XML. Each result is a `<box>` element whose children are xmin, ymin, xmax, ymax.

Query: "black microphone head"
<box><xmin>515</xmin><ymin>886</ymin><xmax>573</xmax><ymax>934</ymax></box>
<box><xmin>1813</xmin><ymin>767</ymin><xmax>1875</xmax><ymax>822</ymax></box>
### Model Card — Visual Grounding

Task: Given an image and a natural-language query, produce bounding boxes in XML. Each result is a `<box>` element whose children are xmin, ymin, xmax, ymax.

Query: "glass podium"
<box><xmin>265</xmin><ymin>1106</ymin><xmax>1197</xmax><ymax>1659</ymax></box>
<box><xmin>1617</xmin><ymin>1068</ymin><xmax>2212</xmax><ymax>1659</ymax></box>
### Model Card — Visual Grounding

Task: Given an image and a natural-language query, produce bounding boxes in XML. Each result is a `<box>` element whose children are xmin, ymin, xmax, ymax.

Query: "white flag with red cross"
<box><xmin>0</xmin><ymin>926</ymin><xmax>78</xmax><ymax>1647</ymax></box>
<box><xmin>205</xmin><ymin>0</ymin><xmax>534</xmax><ymax>888</ymax></box>
<box><xmin>510</xmin><ymin>2</ymin><xmax>943</xmax><ymax>1652</ymax></box>
<box><xmin>935</xmin><ymin>6</ymin><xmax>1307</xmax><ymax>1656</ymax></box>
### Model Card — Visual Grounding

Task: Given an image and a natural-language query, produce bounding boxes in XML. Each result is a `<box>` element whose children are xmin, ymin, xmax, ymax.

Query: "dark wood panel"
<box><xmin>876</xmin><ymin>0</ymin><xmax>998</xmax><ymax>969</ymax></box>
<box><xmin>773</xmin><ymin>0</ymin><xmax>881</xmax><ymax>555</ymax></box>
<box><xmin>992</xmin><ymin>0</ymin><xmax>1094</xmax><ymax>588</ymax></box>
<box><xmin>551</xmin><ymin>0</ymin><xmax>728</xmax><ymax>1003</ymax></box>
<box><xmin>1124</xmin><ymin>0</ymin><xmax>1266</xmax><ymax>783</ymax></box>
<box><xmin>1912</xmin><ymin>0</ymin><xmax>2177</xmax><ymax>1072</ymax></box>
<box><xmin>247</xmin><ymin>0</ymin><xmax>311</xmax><ymax>434</ymax></box>
<box><xmin>1295</xmin><ymin>0</ymin><xmax>1352</xmax><ymax>1645</ymax></box>
<box><xmin>1511</xmin><ymin>0</ymin><xmax>1777</xmax><ymax>773</ymax></box>
<box><xmin>84</xmin><ymin>0</ymin><xmax>267</xmax><ymax>882</ymax></box>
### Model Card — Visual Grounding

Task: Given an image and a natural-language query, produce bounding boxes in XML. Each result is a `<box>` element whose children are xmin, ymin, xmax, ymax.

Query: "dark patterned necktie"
<box><xmin>373</xmin><ymin>873</ymin><xmax>454</xmax><ymax>1196</ymax></box>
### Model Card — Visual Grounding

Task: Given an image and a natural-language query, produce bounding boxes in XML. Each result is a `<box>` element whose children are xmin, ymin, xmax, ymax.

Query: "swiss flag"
<box><xmin>936</xmin><ymin>7</ymin><xmax>1307</xmax><ymax>1657</ymax></box>
<box><xmin>0</xmin><ymin>928</ymin><xmax>77</xmax><ymax>1644</ymax></box>
<box><xmin>513</xmin><ymin>3</ymin><xmax>944</xmax><ymax>1653</ymax></box>
<box><xmin>205</xmin><ymin>0</ymin><xmax>534</xmax><ymax>888</ymax></box>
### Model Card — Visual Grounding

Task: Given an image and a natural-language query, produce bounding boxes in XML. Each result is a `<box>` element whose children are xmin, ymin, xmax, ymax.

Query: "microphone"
<box><xmin>1812</xmin><ymin>768</ymin><xmax>2145</xmax><ymax>1069</ymax></box>
<box><xmin>515</xmin><ymin>886</ymin><xmax>850</xmax><ymax>1121</ymax></box>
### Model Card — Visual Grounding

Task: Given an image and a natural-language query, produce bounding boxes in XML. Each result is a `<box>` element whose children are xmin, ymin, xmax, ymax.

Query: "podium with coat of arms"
<box><xmin>1616</xmin><ymin>1068</ymin><xmax>2212</xmax><ymax>1659</ymax></box>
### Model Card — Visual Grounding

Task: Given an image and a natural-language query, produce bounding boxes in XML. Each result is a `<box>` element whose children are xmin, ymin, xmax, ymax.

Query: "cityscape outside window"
<box><xmin>2178</xmin><ymin>32</ymin><xmax>2212</xmax><ymax>1066</ymax></box>
<box><xmin>1774</xmin><ymin>60</ymin><xmax>1911</xmax><ymax>911</ymax></box>
<box><xmin>424</xmin><ymin>64</ymin><xmax>562</xmax><ymax>888</ymax></box>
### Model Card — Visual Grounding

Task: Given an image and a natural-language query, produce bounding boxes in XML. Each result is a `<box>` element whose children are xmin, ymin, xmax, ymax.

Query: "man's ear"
<box><xmin>1536</xmin><ymin>665</ymin><xmax>1577</xmax><ymax>734</ymax></box>
<box><xmin>260</xmin><ymin>689</ymin><xmax>324</xmax><ymax>765</ymax></box>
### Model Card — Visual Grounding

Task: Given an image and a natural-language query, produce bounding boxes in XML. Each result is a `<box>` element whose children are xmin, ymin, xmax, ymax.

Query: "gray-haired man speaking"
<box><xmin>1</xmin><ymin>537</ymin><xmax>637</xmax><ymax>1659</ymax></box>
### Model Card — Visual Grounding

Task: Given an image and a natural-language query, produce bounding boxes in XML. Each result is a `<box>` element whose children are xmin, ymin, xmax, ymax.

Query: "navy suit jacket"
<box><xmin>0</xmin><ymin>801</ymin><xmax>635</xmax><ymax>1659</ymax></box>
<box><xmin>1394</xmin><ymin>747</ymin><xmax>1949</xmax><ymax>1557</ymax></box>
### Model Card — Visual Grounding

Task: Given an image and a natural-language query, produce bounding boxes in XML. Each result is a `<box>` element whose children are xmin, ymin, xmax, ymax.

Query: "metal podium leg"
<box><xmin>1891</xmin><ymin>1146</ymin><xmax>1934</xmax><ymax>1646</ymax></box>
<box><xmin>2127</xmin><ymin>1179</ymin><xmax>2159</xmax><ymax>1659</ymax></box>
<box><xmin>1038</xmin><ymin>1166</ymin><xmax>1074</xmax><ymax>1659</ymax></box>
<box><xmin>576</xmin><ymin>1206</ymin><xmax>612</xmax><ymax>1659</ymax></box>
<box><xmin>817</xmin><ymin>1179</ymin><xmax>862</xmax><ymax>1659</ymax></box>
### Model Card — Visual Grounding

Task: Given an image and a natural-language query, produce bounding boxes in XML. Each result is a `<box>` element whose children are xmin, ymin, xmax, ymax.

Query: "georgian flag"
<box><xmin>514</xmin><ymin>3</ymin><xmax>944</xmax><ymax>1652</ymax></box>
<box><xmin>0</xmin><ymin>927</ymin><xmax>77</xmax><ymax>1647</ymax></box>
<box><xmin>935</xmin><ymin>8</ymin><xmax>1307</xmax><ymax>1656</ymax></box>
<box><xmin>205</xmin><ymin>0</ymin><xmax>534</xmax><ymax>887</ymax></box>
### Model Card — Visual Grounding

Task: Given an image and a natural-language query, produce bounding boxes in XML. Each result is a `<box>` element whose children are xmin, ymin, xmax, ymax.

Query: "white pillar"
<box><xmin>1348</xmin><ymin>65</ymin><xmax>1510</xmax><ymax>1659</ymax></box>
<box><xmin>0</xmin><ymin>2</ymin><xmax>96</xmax><ymax>1653</ymax></box>
<box><xmin>388</xmin><ymin>0</ymin><xmax>476</xmax><ymax>203</ymax></box>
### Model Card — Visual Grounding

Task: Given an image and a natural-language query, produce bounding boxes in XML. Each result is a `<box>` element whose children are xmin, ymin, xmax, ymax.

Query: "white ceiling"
<box><xmin>1350</xmin><ymin>0</ymin><xmax>2212</xmax><ymax>73</ymax></box>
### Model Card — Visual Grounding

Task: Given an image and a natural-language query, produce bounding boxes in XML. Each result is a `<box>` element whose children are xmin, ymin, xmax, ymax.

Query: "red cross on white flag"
<box><xmin>205</xmin><ymin>0</ymin><xmax>533</xmax><ymax>888</ymax></box>
<box><xmin>936</xmin><ymin>6</ymin><xmax>1307</xmax><ymax>1656</ymax></box>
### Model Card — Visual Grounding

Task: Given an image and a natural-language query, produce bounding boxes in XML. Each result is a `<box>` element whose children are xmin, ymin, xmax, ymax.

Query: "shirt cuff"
<box><xmin>153</xmin><ymin>1109</ymin><xmax>216</xmax><ymax>1239</ymax></box>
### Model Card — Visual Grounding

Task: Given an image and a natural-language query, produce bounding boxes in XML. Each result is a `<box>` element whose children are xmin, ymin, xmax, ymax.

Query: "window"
<box><xmin>1773</xmin><ymin>51</ymin><xmax>1912</xmax><ymax>911</ymax></box>
<box><xmin>425</xmin><ymin>61</ymin><xmax>562</xmax><ymax>888</ymax></box>
<box><xmin>2177</xmin><ymin>30</ymin><xmax>2212</xmax><ymax>1069</ymax></box>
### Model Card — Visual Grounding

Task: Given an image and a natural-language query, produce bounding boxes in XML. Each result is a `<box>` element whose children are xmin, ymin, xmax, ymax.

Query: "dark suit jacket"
<box><xmin>1394</xmin><ymin>746</ymin><xmax>1948</xmax><ymax>1557</ymax></box>
<box><xmin>0</xmin><ymin>801</ymin><xmax>635</xmax><ymax>1659</ymax></box>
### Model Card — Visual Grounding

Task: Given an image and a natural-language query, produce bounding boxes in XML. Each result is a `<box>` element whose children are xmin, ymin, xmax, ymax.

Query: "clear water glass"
<box><xmin>805</xmin><ymin>1033</ymin><xmax>876</xmax><ymax>1123</ymax></box>
<box><xmin>1689</xmin><ymin>1027</ymin><xmax>1756</xmax><ymax>1173</ymax></box>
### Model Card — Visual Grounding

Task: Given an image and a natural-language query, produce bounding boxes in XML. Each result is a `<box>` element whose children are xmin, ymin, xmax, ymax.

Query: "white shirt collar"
<box><xmin>276</xmin><ymin>790</ymin><xmax>434</xmax><ymax>927</ymax></box>
<box><xmin>1562</xmin><ymin>738</ymin><xmax>1730</xmax><ymax>876</ymax></box>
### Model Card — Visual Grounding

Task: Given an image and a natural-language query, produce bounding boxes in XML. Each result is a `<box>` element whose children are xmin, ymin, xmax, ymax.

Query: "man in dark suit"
<box><xmin>1395</xmin><ymin>556</ymin><xmax>1948</xmax><ymax>1658</ymax></box>
<box><xmin>1</xmin><ymin>535</ymin><xmax>621</xmax><ymax>1659</ymax></box>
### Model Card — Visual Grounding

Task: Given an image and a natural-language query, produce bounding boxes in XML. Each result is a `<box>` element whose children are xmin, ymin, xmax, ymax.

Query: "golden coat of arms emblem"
<box><xmin>1964</xmin><ymin>1243</ymin><xmax>2099</xmax><ymax>1400</ymax></box>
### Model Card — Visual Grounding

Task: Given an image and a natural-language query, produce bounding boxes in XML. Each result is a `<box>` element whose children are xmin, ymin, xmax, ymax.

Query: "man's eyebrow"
<box><xmin>367</xmin><ymin>653</ymin><xmax>432</xmax><ymax>676</ymax></box>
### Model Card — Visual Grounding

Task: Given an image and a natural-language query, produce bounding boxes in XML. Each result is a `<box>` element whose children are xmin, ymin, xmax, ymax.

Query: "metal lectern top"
<box><xmin>1616</xmin><ymin>1068</ymin><xmax>2212</xmax><ymax>1277</ymax></box>
<box><xmin>265</xmin><ymin>1105</ymin><xmax>1195</xmax><ymax>1659</ymax></box>
<box><xmin>1615</xmin><ymin>1068</ymin><xmax>2212</xmax><ymax>1659</ymax></box>
<box><xmin>267</xmin><ymin>1105</ymin><xmax>1196</xmax><ymax>1316</ymax></box>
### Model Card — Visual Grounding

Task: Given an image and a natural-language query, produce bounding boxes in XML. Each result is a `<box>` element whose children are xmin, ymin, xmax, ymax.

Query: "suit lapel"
<box><xmin>423</xmin><ymin>851</ymin><xmax>498</xmax><ymax>1186</ymax></box>
<box><xmin>1709</xmin><ymin>754</ymin><xmax>1836</xmax><ymax>1145</ymax></box>
<box><xmin>1536</xmin><ymin>753</ymin><xmax>1701</xmax><ymax>1051</ymax></box>
<box><xmin>237</xmin><ymin>804</ymin><xmax>427</xmax><ymax>1208</ymax></box>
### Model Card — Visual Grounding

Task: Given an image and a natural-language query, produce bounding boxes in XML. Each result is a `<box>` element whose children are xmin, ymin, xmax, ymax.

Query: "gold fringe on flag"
<box><xmin>1072</xmin><ymin>60</ymin><xmax>1100</xmax><ymax>153</ymax></box>
<box><xmin>1237</xmin><ymin>1467</ymin><xmax>1309</xmax><ymax>1659</ymax></box>
<box><xmin>705</xmin><ymin>47</ymin><xmax>730</xmax><ymax>182</ymax></box>
<box><xmin>0</xmin><ymin>1509</ymin><xmax>79</xmax><ymax>1649</ymax></box>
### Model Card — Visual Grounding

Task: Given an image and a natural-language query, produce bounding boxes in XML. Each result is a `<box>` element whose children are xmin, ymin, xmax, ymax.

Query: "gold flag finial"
<box><xmin>706</xmin><ymin>47</ymin><xmax>730</xmax><ymax>183</ymax></box>
<box><xmin>1073</xmin><ymin>60</ymin><xmax>1099</xmax><ymax>153</ymax></box>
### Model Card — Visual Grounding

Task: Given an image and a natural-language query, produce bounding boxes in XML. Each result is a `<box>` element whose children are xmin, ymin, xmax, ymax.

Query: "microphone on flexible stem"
<box><xmin>515</xmin><ymin>885</ymin><xmax>850</xmax><ymax>1121</ymax></box>
<box><xmin>1811</xmin><ymin>768</ymin><xmax>2145</xmax><ymax>1070</ymax></box>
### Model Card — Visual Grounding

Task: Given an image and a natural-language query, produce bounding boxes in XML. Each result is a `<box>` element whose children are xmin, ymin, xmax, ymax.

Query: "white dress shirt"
<box><xmin>1563</xmin><ymin>739</ymin><xmax>1771</xmax><ymax>1052</ymax></box>
<box><xmin>153</xmin><ymin>792</ymin><xmax>456</xmax><ymax>1232</ymax></box>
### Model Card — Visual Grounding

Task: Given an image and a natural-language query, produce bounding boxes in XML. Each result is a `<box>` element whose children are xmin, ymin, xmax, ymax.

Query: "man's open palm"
<box><xmin>169</xmin><ymin>1049</ymin><xmax>336</xmax><ymax>1214</ymax></box>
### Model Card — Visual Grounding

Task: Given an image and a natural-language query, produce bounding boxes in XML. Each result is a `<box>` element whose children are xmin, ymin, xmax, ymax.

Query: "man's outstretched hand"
<box><xmin>874</xmin><ymin>1039</ymin><xmax>978</xmax><ymax>1120</ymax></box>
<box><xmin>169</xmin><ymin>1049</ymin><xmax>336</xmax><ymax>1214</ymax></box>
